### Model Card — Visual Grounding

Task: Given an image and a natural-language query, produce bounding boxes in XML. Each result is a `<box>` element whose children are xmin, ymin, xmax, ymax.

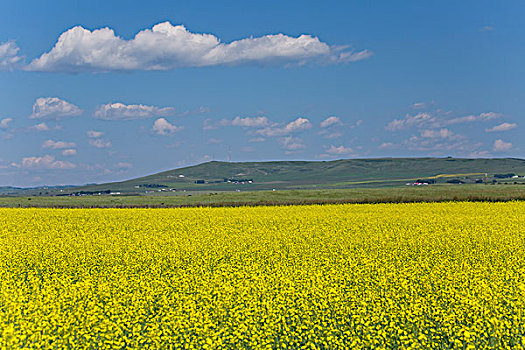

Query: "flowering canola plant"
<box><xmin>0</xmin><ymin>202</ymin><xmax>524</xmax><ymax>349</ymax></box>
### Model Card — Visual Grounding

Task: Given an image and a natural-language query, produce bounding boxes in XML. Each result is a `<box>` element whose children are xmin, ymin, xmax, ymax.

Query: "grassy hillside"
<box><xmin>2</xmin><ymin>157</ymin><xmax>525</xmax><ymax>197</ymax></box>
<box><xmin>56</xmin><ymin>157</ymin><xmax>525</xmax><ymax>194</ymax></box>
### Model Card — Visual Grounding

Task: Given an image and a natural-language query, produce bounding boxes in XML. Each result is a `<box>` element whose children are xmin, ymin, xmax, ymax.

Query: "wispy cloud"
<box><xmin>42</xmin><ymin>139</ymin><xmax>76</xmax><ymax>150</ymax></box>
<box><xmin>446</xmin><ymin>112</ymin><xmax>501</xmax><ymax>125</ymax></box>
<box><xmin>324</xmin><ymin>145</ymin><xmax>355</xmax><ymax>155</ymax></box>
<box><xmin>94</xmin><ymin>102</ymin><xmax>175</xmax><ymax>120</ymax></box>
<box><xmin>411</xmin><ymin>102</ymin><xmax>427</xmax><ymax>109</ymax></box>
<box><xmin>88</xmin><ymin>139</ymin><xmax>112</xmax><ymax>148</ymax></box>
<box><xmin>386</xmin><ymin>111</ymin><xmax>503</xmax><ymax>131</ymax></box>
<box><xmin>0</xmin><ymin>118</ymin><xmax>13</xmax><ymax>129</ymax></box>
<box><xmin>87</xmin><ymin>130</ymin><xmax>104</xmax><ymax>138</ymax></box>
<box><xmin>62</xmin><ymin>149</ymin><xmax>77</xmax><ymax>156</ymax></box>
<box><xmin>485</xmin><ymin>122</ymin><xmax>517</xmax><ymax>132</ymax></box>
<box><xmin>26</xmin><ymin>22</ymin><xmax>372</xmax><ymax>72</ymax></box>
<box><xmin>278</xmin><ymin>136</ymin><xmax>306</xmax><ymax>153</ymax></box>
<box><xmin>385</xmin><ymin>113</ymin><xmax>435</xmax><ymax>131</ymax></box>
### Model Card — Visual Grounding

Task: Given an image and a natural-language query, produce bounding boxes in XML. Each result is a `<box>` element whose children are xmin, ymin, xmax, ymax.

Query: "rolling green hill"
<box><xmin>41</xmin><ymin>157</ymin><xmax>525</xmax><ymax>195</ymax></box>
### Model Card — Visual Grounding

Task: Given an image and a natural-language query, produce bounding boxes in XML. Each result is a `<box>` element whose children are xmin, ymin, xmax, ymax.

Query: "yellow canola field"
<box><xmin>0</xmin><ymin>202</ymin><xmax>524</xmax><ymax>349</ymax></box>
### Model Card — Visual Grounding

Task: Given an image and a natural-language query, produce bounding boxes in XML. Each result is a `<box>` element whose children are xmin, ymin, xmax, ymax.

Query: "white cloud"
<box><xmin>469</xmin><ymin>150</ymin><xmax>490</xmax><ymax>158</ymax></box>
<box><xmin>0</xmin><ymin>118</ymin><xmax>13</xmax><ymax>129</ymax></box>
<box><xmin>42</xmin><ymin>139</ymin><xmax>76</xmax><ymax>149</ymax></box>
<box><xmin>485</xmin><ymin>122</ymin><xmax>517</xmax><ymax>132</ymax></box>
<box><xmin>385</xmin><ymin>113</ymin><xmax>435</xmax><ymax>131</ymax></box>
<box><xmin>30</xmin><ymin>97</ymin><xmax>82</xmax><ymax>120</ymax></box>
<box><xmin>480</xmin><ymin>26</ymin><xmax>494</xmax><ymax>32</ymax></box>
<box><xmin>178</xmin><ymin>106</ymin><xmax>210</xmax><ymax>117</ymax></box>
<box><xmin>152</xmin><ymin>118</ymin><xmax>182</xmax><ymax>135</ymax></box>
<box><xmin>94</xmin><ymin>102</ymin><xmax>175</xmax><ymax>120</ymax></box>
<box><xmin>61</xmin><ymin>149</ymin><xmax>77</xmax><ymax>156</ymax></box>
<box><xmin>27</xmin><ymin>22</ymin><xmax>371</xmax><ymax>72</ymax></box>
<box><xmin>248</xmin><ymin>137</ymin><xmax>266</xmax><ymax>143</ymax></box>
<box><xmin>0</xmin><ymin>41</ymin><xmax>23</xmax><ymax>71</ymax></box>
<box><xmin>419</xmin><ymin>128</ymin><xmax>459</xmax><ymax>140</ymax></box>
<box><xmin>386</xmin><ymin>111</ymin><xmax>503</xmax><ymax>131</ymax></box>
<box><xmin>89</xmin><ymin>138</ymin><xmax>112</xmax><ymax>148</ymax></box>
<box><xmin>411</xmin><ymin>102</ymin><xmax>426</xmax><ymax>109</ymax></box>
<box><xmin>31</xmin><ymin>122</ymin><xmax>50</xmax><ymax>131</ymax></box>
<box><xmin>87</xmin><ymin>130</ymin><xmax>104</xmax><ymax>138</ymax></box>
<box><xmin>320</xmin><ymin>116</ymin><xmax>342</xmax><ymax>128</ymax></box>
<box><xmin>279</xmin><ymin>136</ymin><xmax>305</xmax><ymax>153</ymax></box>
<box><xmin>378</xmin><ymin>142</ymin><xmax>395</xmax><ymax>149</ymax></box>
<box><xmin>11</xmin><ymin>155</ymin><xmax>76</xmax><ymax>169</ymax></box>
<box><xmin>203</xmin><ymin>119</ymin><xmax>218</xmax><ymax>130</ymax></box>
<box><xmin>324</xmin><ymin>145</ymin><xmax>355</xmax><ymax>155</ymax></box>
<box><xmin>230</xmin><ymin>116</ymin><xmax>269</xmax><ymax>127</ymax></box>
<box><xmin>257</xmin><ymin>117</ymin><xmax>312</xmax><ymax>137</ymax></box>
<box><xmin>402</xmin><ymin>132</ymin><xmax>479</xmax><ymax>154</ymax></box>
<box><xmin>493</xmin><ymin>139</ymin><xmax>512</xmax><ymax>152</ymax></box>
<box><xmin>446</xmin><ymin>112</ymin><xmax>502</xmax><ymax>125</ymax></box>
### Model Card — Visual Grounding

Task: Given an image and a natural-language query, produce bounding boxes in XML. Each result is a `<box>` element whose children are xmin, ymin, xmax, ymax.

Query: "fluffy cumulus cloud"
<box><xmin>320</xmin><ymin>116</ymin><xmax>342</xmax><ymax>128</ymax></box>
<box><xmin>0</xmin><ymin>118</ymin><xmax>13</xmax><ymax>129</ymax></box>
<box><xmin>94</xmin><ymin>102</ymin><xmax>175</xmax><ymax>120</ymax></box>
<box><xmin>230</xmin><ymin>116</ymin><xmax>269</xmax><ymax>127</ymax></box>
<box><xmin>152</xmin><ymin>118</ymin><xmax>182</xmax><ymax>135</ymax></box>
<box><xmin>485</xmin><ymin>122</ymin><xmax>517</xmax><ymax>132</ymax></box>
<box><xmin>42</xmin><ymin>139</ymin><xmax>76</xmax><ymax>149</ymax></box>
<box><xmin>493</xmin><ymin>139</ymin><xmax>512</xmax><ymax>152</ymax></box>
<box><xmin>11</xmin><ymin>155</ymin><xmax>76</xmax><ymax>169</ymax></box>
<box><xmin>257</xmin><ymin>117</ymin><xmax>312</xmax><ymax>137</ymax></box>
<box><xmin>30</xmin><ymin>97</ymin><xmax>82</xmax><ymax>120</ymax></box>
<box><xmin>0</xmin><ymin>41</ymin><xmax>23</xmax><ymax>71</ymax></box>
<box><xmin>27</xmin><ymin>22</ymin><xmax>372</xmax><ymax>72</ymax></box>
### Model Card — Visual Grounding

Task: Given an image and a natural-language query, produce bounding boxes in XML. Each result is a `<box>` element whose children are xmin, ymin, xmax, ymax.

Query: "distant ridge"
<box><xmin>43</xmin><ymin>157</ymin><xmax>525</xmax><ymax>195</ymax></box>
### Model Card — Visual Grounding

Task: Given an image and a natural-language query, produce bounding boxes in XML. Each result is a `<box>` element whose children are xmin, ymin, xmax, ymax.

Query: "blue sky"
<box><xmin>0</xmin><ymin>1</ymin><xmax>523</xmax><ymax>186</ymax></box>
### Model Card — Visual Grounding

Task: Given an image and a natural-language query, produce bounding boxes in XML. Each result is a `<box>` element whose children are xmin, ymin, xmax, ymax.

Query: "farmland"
<box><xmin>1</xmin><ymin>202</ymin><xmax>524</xmax><ymax>348</ymax></box>
<box><xmin>1</xmin><ymin>184</ymin><xmax>525</xmax><ymax>208</ymax></box>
